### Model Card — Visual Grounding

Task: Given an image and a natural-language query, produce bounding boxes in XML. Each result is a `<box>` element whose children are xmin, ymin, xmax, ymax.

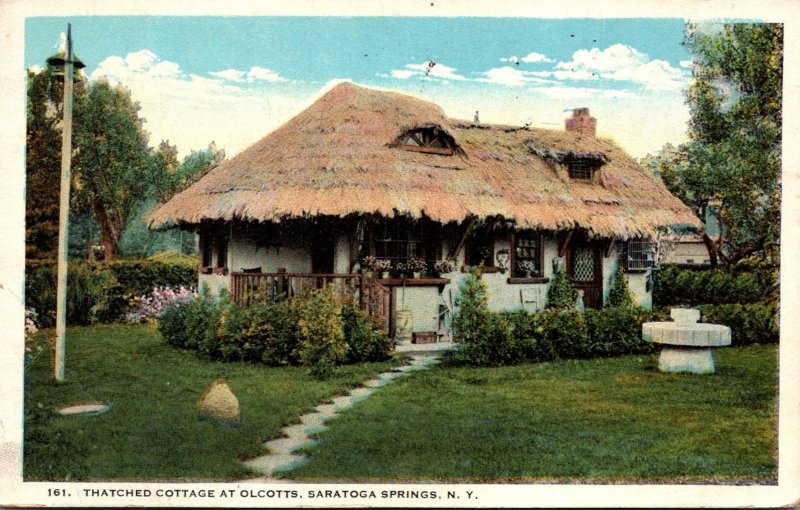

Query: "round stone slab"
<box><xmin>56</xmin><ymin>402</ymin><xmax>110</xmax><ymax>416</ymax></box>
<box><xmin>642</xmin><ymin>322</ymin><xmax>731</xmax><ymax>347</ymax></box>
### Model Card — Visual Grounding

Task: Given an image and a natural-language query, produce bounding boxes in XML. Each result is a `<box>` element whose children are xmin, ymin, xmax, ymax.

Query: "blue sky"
<box><xmin>26</xmin><ymin>17</ymin><xmax>696</xmax><ymax>158</ymax></box>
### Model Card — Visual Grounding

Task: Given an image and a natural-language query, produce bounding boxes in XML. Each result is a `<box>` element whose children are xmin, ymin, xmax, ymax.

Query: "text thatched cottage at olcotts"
<box><xmin>150</xmin><ymin>82</ymin><xmax>699</xmax><ymax>341</ymax></box>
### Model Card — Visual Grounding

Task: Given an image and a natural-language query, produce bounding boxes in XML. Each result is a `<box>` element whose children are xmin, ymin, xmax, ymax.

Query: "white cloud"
<box><xmin>390</xmin><ymin>69</ymin><xmax>415</xmax><ymax>79</ymax></box>
<box><xmin>477</xmin><ymin>66</ymin><xmax>557</xmax><ymax>87</ymax></box>
<box><xmin>389</xmin><ymin>61</ymin><xmax>467</xmax><ymax>82</ymax></box>
<box><xmin>679</xmin><ymin>60</ymin><xmax>693</xmax><ymax>68</ymax></box>
<box><xmin>500</xmin><ymin>52</ymin><xmax>553</xmax><ymax>65</ymax></box>
<box><xmin>124</xmin><ymin>50</ymin><xmax>158</xmax><ymax>72</ymax></box>
<box><xmin>552</xmin><ymin>44</ymin><xmax>688</xmax><ymax>91</ymax></box>
<box><xmin>90</xmin><ymin>50</ymin><xmax>302</xmax><ymax>158</ymax></box>
<box><xmin>521</xmin><ymin>51</ymin><xmax>554</xmax><ymax>63</ymax></box>
<box><xmin>210</xmin><ymin>66</ymin><xmax>287</xmax><ymax>83</ymax></box>
<box><xmin>27</xmin><ymin>64</ymin><xmax>43</xmax><ymax>74</ymax></box>
<box><xmin>210</xmin><ymin>69</ymin><xmax>247</xmax><ymax>81</ymax></box>
<box><xmin>246</xmin><ymin>66</ymin><xmax>287</xmax><ymax>83</ymax></box>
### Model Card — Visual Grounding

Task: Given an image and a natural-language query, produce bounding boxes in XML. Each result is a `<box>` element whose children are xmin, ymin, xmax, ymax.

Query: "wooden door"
<box><xmin>567</xmin><ymin>237</ymin><xmax>603</xmax><ymax>308</ymax></box>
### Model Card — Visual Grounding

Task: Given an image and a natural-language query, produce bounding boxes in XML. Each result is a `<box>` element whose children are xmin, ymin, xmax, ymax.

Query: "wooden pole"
<box><xmin>54</xmin><ymin>24</ymin><xmax>76</xmax><ymax>382</ymax></box>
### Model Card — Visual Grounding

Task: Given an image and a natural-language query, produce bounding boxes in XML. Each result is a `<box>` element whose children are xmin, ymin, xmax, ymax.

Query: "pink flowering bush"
<box><xmin>125</xmin><ymin>285</ymin><xmax>196</xmax><ymax>323</ymax></box>
<box><xmin>25</xmin><ymin>308</ymin><xmax>45</xmax><ymax>368</ymax></box>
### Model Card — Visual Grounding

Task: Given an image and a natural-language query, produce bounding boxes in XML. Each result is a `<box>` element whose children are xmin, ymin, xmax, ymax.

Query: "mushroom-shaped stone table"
<box><xmin>642</xmin><ymin>308</ymin><xmax>731</xmax><ymax>374</ymax></box>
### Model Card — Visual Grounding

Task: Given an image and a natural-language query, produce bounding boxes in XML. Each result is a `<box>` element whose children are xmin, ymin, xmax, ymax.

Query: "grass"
<box><xmin>284</xmin><ymin>344</ymin><xmax>778</xmax><ymax>483</ymax></box>
<box><xmin>23</xmin><ymin>323</ymin><xmax>398</xmax><ymax>481</ymax></box>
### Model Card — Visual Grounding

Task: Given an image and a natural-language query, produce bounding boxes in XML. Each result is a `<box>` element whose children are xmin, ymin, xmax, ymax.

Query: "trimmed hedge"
<box><xmin>25</xmin><ymin>257</ymin><xmax>197</xmax><ymax>327</ymax></box>
<box><xmin>699</xmin><ymin>302</ymin><xmax>779</xmax><ymax>345</ymax></box>
<box><xmin>452</xmin><ymin>306</ymin><xmax>656</xmax><ymax>367</ymax></box>
<box><xmin>653</xmin><ymin>265</ymin><xmax>776</xmax><ymax>306</ymax></box>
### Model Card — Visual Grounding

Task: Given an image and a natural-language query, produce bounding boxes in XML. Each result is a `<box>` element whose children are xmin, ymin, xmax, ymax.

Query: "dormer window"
<box><xmin>565</xmin><ymin>155</ymin><xmax>603</xmax><ymax>182</ymax></box>
<box><xmin>395</xmin><ymin>127</ymin><xmax>455</xmax><ymax>155</ymax></box>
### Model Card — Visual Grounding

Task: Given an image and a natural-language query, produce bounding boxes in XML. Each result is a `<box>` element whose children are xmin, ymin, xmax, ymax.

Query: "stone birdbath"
<box><xmin>642</xmin><ymin>308</ymin><xmax>731</xmax><ymax>374</ymax></box>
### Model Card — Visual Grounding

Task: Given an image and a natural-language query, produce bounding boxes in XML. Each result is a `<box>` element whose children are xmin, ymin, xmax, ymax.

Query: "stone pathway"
<box><xmin>241</xmin><ymin>353</ymin><xmax>441</xmax><ymax>482</ymax></box>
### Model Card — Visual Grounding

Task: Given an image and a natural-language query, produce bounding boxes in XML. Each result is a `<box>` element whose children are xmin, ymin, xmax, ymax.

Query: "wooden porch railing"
<box><xmin>230</xmin><ymin>272</ymin><xmax>392</xmax><ymax>334</ymax></box>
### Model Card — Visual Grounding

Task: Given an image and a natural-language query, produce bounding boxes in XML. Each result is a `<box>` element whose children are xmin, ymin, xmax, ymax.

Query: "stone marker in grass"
<box><xmin>198</xmin><ymin>379</ymin><xmax>241</xmax><ymax>427</ymax></box>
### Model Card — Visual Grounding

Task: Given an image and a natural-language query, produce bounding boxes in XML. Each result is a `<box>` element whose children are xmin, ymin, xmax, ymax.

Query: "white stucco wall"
<box><xmin>393</xmin><ymin>286</ymin><xmax>441</xmax><ymax>333</ymax></box>
<box><xmin>229</xmin><ymin>239</ymin><xmax>311</xmax><ymax>273</ymax></box>
<box><xmin>441</xmin><ymin>236</ymin><xmax>653</xmax><ymax>315</ymax></box>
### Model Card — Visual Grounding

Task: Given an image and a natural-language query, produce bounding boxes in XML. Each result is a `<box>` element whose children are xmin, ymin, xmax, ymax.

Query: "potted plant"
<box><xmin>518</xmin><ymin>260</ymin><xmax>537</xmax><ymax>277</ymax></box>
<box><xmin>360</xmin><ymin>255</ymin><xmax>377</xmax><ymax>278</ymax></box>
<box><xmin>406</xmin><ymin>257</ymin><xmax>427</xmax><ymax>278</ymax></box>
<box><xmin>433</xmin><ymin>259</ymin><xmax>455</xmax><ymax>276</ymax></box>
<box><xmin>374</xmin><ymin>258</ymin><xmax>392</xmax><ymax>279</ymax></box>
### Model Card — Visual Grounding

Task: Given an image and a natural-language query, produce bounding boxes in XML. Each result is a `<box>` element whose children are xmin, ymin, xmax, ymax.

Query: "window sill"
<box><xmin>378</xmin><ymin>277</ymin><xmax>450</xmax><ymax>289</ymax></box>
<box><xmin>507</xmin><ymin>277</ymin><xmax>549</xmax><ymax>284</ymax></box>
<box><xmin>461</xmin><ymin>266</ymin><xmax>502</xmax><ymax>274</ymax></box>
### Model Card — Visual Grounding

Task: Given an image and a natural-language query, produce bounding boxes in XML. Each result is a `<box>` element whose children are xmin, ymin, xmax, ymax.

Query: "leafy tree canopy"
<box><xmin>646</xmin><ymin>23</ymin><xmax>782</xmax><ymax>268</ymax></box>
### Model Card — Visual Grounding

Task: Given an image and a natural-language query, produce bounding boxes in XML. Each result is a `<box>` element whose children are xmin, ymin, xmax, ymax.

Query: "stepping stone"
<box><xmin>263</xmin><ymin>436</ymin><xmax>318</xmax><ymax>454</ymax></box>
<box><xmin>299</xmin><ymin>412</ymin><xmax>328</xmax><ymax>432</ymax></box>
<box><xmin>243</xmin><ymin>452</ymin><xmax>308</xmax><ymax>475</ymax></box>
<box><xmin>331</xmin><ymin>395</ymin><xmax>357</xmax><ymax>410</ymax></box>
<box><xmin>349</xmin><ymin>387</ymin><xmax>375</xmax><ymax>399</ymax></box>
<box><xmin>315</xmin><ymin>404</ymin><xmax>338</xmax><ymax>417</ymax></box>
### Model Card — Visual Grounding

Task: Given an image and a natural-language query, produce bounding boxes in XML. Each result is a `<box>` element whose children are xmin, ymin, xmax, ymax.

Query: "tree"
<box><xmin>152</xmin><ymin>141</ymin><xmax>225</xmax><ymax>203</ymax></box>
<box><xmin>72</xmin><ymin>79</ymin><xmax>153</xmax><ymax>260</ymax></box>
<box><xmin>25</xmin><ymin>70</ymin><xmax>62</xmax><ymax>260</ymax></box>
<box><xmin>648</xmin><ymin>23</ymin><xmax>782</xmax><ymax>267</ymax></box>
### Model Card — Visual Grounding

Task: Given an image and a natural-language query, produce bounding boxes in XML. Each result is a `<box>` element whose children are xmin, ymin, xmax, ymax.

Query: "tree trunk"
<box><xmin>92</xmin><ymin>201</ymin><xmax>120</xmax><ymax>261</ymax></box>
<box><xmin>99</xmin><ymin>222</ymin><xmax>119</xmax><ymax>260</ymax></box>
<box><xmin>702</xmin><ymin>233</ymin><xmax>719</xmax><ymax>267</ymax></box>
<box><xmin>86</xmin><ymin>224</ymin><xmax>95</xmax><ymax>261</ymax></box>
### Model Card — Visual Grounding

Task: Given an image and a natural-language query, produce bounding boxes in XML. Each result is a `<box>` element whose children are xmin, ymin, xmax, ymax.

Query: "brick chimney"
<box><xmin>565</xmin><ymin>107</ymin><xmax>596</xmax><ymax>136</ymax></box>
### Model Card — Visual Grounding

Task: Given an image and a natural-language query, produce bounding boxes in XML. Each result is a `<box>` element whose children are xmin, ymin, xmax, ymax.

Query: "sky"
<box><xmin>25</xmin><ymin>17</ymin><xmax>698</xmax><ymax>159</ymax></box>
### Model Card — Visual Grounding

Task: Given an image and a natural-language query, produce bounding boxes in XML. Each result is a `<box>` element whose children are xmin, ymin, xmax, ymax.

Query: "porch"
<box><xmin>229</xmin><ymin>272</ymin><xmax>457</xmax><ymax>349</ymax></box>
<box><xmin>230</xmin><ymin>271</ymin><xmax>393</xmax><ymax>335</ymax></box>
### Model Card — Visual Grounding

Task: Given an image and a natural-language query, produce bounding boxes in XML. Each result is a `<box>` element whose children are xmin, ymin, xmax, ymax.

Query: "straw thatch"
<box><xmin>149</xmin><ymin>82</ymin><xmax>700</xmax><ymax>239</ymax></box>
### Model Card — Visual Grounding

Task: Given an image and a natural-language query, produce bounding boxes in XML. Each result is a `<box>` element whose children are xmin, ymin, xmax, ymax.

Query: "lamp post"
<box><xmin>47</xmin><ymin>24</ymin><xmax>85</xmax><ymax>382</ymax></box>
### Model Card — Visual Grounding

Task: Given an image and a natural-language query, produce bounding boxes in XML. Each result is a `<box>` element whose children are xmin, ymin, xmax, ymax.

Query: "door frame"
<box><xmin>565</xmin><ymin>234</ymin><xmax>603</xmax><ymax>308</ymax></box>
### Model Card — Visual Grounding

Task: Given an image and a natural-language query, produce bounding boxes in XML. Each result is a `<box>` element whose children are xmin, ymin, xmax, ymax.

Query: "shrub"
<box><xmin>26</xmin><ymin>259</ymin><xmax>197</xmax><ymax>325</ymax></box>
<box><xmin>546</xmin><ymin>268</ymin><xmax>577</xmax><ymax>309</ymax></box>
<box><xmin>260</xmin><ymin>295</ymin><xmax>304</xmax><ymax>366</ymax></box>
<box><xmin>297</xmin><ymin>285</ymin><xmax>348</xmax><ymax>379</ymax></box>
<box><xmin>342</xmin><ymin>303</ymin><xmax>392</xmax><ymax>363</ymax></box>
<box><xmin>536</xmin><ymin>308</ymin><xmax>589</xmax><ymax>359</ymax></box>
<box><xmin>157</xmin><ymin>285</ymin><xmax>228</xmax><ymax>356</ymax></box>
<box><xmin>607</xmin><ymin>266</ymin><xmax>635</xmax><ymax>308</ymax></box>
<box><xmin>157</xmin><ymin>300</ymin><xmax>192</xmax><ymax>349</ymax></box>
<box><xmin>585</xmin><ymin>306</ymin><xmax>654</xmax><ymax>357</ymax></box>
<box><xmin>125</xmin><ymin>285</ymin><xmax>195</xmax><ymax>323</ymax></box>
<box><xmin>25</xmin><ymin>264</ymin><xmax>124</xmax><ymax>327</ymax></box>
<box><xmin>699</xmin><ymin>301</ymin><xmax>778</xmax><ymax>345</ymax></box>
<box><xmin>452</xmin><ymin>269</ymin><xmax>500</xmax><ymax>366</ymax></box>
<box><xmin>453</xmin><ymin>268</ymin><xmax>489</xmax><ymax>343</ymax></box>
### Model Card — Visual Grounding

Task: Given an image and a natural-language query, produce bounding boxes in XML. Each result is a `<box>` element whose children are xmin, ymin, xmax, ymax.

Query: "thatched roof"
<box><xmin>150</xmin><ymin>81</ymin><xmax>700</xmax><ymax>239</ymax></box>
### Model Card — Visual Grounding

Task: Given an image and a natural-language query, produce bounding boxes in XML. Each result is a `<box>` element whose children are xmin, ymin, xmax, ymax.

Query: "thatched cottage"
<box><xmin>150</xmin><ymin>82</ymin><xmax>698</xmax><ymax>339</ymax></box>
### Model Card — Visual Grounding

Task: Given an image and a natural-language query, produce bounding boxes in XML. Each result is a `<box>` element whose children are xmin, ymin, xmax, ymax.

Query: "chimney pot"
<box><xmin>565</xmin><ymin>107</ymin><xmax>596</xmax><ymax>136</ymax></box>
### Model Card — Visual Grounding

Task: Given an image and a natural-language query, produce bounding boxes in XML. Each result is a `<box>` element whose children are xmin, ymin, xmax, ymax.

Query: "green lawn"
<box><xmin>23</xmin><ymin>323</ymin><xmax>399</xmax><ymax>481</ymax></box>
<box><xmin>285</xmin><ymin>344</ymin><xmax>778</xmax><ymax>483</ymax></box>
